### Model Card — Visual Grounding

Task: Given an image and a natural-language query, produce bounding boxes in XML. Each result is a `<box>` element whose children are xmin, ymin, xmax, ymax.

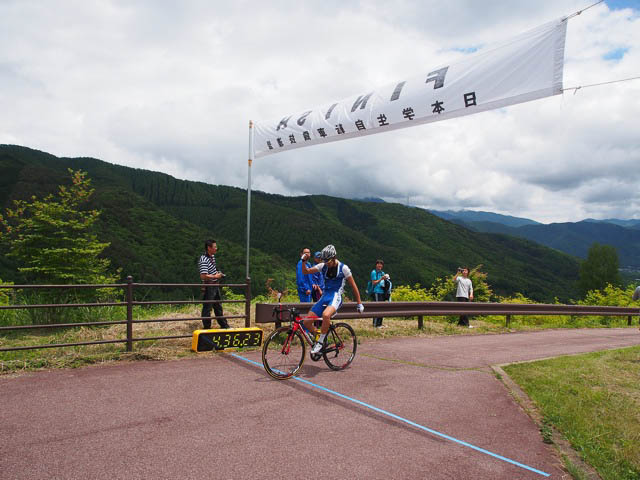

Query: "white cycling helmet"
<box><xmin>320</xmin><ymin>244</ymin><xmax>337</xmax><ymax>261</ymax></box>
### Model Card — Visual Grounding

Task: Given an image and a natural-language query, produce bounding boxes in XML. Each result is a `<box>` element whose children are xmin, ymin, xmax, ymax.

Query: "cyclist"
<box><xmin>301</xmin><ymin>244</ymin><xmax>364</xmax><ymax>354</ymax></box>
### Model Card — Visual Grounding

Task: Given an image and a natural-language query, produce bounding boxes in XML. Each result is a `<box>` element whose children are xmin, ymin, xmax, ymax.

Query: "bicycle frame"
<box><xmin>264</xmin><ymin>304</ymin><xmax>357</xmax><ymax>379</ymax></box>
<box><xmin>276</xmin><ymin>309</ymin><xmax>315</xmax><ymax>354</ymax></box>
<box><xmin>273</xmin><ymin>306</ymin><xmax>344</xmax><ymax>354</ymax></box>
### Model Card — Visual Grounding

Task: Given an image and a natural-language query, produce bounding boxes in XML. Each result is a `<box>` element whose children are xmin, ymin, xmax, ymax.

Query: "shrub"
<box><xmin>390</xmin><ymin>284</ymin><xmax>434</xmax><ymax>302</ymax></box>
<box><xmin>579</xmin><ymin>284</ymin><xmax>638</xmax><ymax>308</ymax></box>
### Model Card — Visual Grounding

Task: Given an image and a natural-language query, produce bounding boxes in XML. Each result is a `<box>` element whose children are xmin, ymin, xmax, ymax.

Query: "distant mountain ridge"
<box><xmin>433</xmin><ymin>210</ymin><xmax>640</xmax><ymax>269</ymax></box>
<box><xmin>430</xmin><ymin>209</ymin><xmax>541</xmax><ymax>228</ymax></box>
<box><xmin>583</xmin><ymin>218</ymin><xmax>640</xmax><ymax>229</ymax></box>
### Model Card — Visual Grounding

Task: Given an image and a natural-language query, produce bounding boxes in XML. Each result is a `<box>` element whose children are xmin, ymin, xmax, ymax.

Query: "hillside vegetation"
<box><xmin>0</xmin><ymin>145</ymin><xmax>581</xmax><ymax>301</ymax></box>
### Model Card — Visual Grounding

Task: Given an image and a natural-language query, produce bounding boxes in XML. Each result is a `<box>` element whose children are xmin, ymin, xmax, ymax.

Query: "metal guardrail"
<box><xmin>255</xmin><ymin>301</ymin><xmax>640</xmax><ymax>328</ymax></box>
<box><xmin>0</xmin><ymin>276</ymin><xmax>252</xmax><ymax>352</ymax></box>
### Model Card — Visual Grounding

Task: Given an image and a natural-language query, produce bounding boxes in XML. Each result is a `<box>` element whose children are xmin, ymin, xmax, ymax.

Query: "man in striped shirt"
<box><xmin>199</xmin><ymin>239</ymin><xmax>229</xmax><ymax>329</ymax></box>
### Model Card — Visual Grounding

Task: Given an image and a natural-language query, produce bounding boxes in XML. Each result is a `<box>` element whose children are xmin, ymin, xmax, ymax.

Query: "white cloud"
<box><xmin>0</xmin><ymin>0</ymin><xmax>638</xmax><ymax>223</ymax></box>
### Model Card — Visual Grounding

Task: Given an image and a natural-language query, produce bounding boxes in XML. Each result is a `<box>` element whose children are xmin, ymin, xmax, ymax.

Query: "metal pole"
<box><xmin>246</xmin><ymin>120</ymin><xmax>254</xmax><ymax>279</ymax></box>
<box><xmin>126</xmin><ymin>276</ymin><xmax>133</xmax><ymax>352</ymax></box>
<box><xmin>245</xmin><ymin>277</ymin><xmax>251</xmax><ymax>328</ymax></box>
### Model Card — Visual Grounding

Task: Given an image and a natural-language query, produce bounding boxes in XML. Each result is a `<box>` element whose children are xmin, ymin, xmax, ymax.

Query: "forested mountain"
<box><xmin>443</xmin><ymin>216</ymin><xmax>640</xmax><ymax>270</ymax></box>
<box><xmin>0</xmin><ymin>145</ymin><xmax>581</xmax><ymax>301</ymax></box>
<box><xmin>583</xmin><ymin>218</ymin><xmax>640</xmax><ymax>229</ymax></box>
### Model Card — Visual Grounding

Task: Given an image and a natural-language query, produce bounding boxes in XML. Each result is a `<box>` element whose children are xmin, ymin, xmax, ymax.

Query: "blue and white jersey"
<box><xmin>315</xmin><ymin>261</ymin><xmax>352</xmax><ymax>295</ymax></box>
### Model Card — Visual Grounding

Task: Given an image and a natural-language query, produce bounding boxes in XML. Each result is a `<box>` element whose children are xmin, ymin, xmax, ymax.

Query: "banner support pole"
<box><xmin>246</xmin><ymin>120</ymin><xmax>254</xmax><ymax>279</ymax></box>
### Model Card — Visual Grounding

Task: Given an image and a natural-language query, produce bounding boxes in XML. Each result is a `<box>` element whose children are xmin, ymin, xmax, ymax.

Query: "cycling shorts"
<box><xmin>309</xmin><ymin>290</ymin><xmax>342</xmax><ymax>318</ymax></box>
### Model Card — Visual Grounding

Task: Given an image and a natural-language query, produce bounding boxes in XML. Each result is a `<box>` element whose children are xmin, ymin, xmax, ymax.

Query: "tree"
<box><xmin>578</xmin><ymin>243</ymin><xmax>621</xmax><ymax>296</ymax></box>
<box><xmin>0</xmin><ymin>169</ymin><xmax>117</xmax><ymax>285</ymax></box>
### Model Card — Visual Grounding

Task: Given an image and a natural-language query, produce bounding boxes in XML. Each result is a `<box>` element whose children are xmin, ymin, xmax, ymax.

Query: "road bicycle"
<box><xmin>261</xmin><ymin>304</ymin><xmax>357</xmax><ymax>380</ymax></box>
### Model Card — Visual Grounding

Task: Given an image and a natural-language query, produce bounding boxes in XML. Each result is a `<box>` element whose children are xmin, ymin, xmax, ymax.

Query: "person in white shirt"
<box><xmin>633</xmin><ymin>285</ymin><xmax>640</xmax><ymax>330</ymax></box>
<box><xmin>454</xmin><ymin>267</ymin><xmax>473</xmax><ymax>327</ymax></box>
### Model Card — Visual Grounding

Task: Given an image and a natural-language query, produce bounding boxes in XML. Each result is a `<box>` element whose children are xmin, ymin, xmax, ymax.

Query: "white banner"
<box><xmin>253</xmin><ymin>18</ymin><xmax>567</xmax><ymax>158</ymax></box>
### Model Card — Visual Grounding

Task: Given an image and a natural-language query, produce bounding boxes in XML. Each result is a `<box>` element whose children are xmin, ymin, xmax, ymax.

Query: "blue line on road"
<box><xmin>230</xmin><ymin>353</ymin><xmax>550</xmax><ymax>477</ymax></box>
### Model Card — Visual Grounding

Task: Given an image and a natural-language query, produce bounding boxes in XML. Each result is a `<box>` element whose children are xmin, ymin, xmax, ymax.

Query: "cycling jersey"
<box><xmin>309</xmin><ymin>261</ymin><xmax>352</xmax><ymax>317</ymax></box>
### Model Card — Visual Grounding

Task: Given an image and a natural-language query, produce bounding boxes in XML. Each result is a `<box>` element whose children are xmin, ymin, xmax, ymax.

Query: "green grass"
<box><xmin>504</xmin><ymin>346</ymin><xmax>640</xmax><ymax>480</ymax></box>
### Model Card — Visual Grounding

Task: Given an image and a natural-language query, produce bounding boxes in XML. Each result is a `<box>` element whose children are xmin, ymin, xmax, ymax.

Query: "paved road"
<box><xmin>2</xmin><ymin>328</ymin><xmax>639</xmax><ymax>479</ymax></box>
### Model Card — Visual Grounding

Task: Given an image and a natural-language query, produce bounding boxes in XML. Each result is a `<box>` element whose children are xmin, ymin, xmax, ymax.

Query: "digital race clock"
<box><xmin>192</xmin><ymin>327</ymin><xmax>263</xmax><ymax>352</ymax></box>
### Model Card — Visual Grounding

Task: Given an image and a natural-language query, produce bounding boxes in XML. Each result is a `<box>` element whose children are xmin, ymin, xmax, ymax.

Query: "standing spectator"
<box><xmin>199</xmin><ymin>239</ymin><xmax>229</xmax><ymax>329</ymax></box>
<box><xmin>633</xmin><ymin>285</ymin><xmax>640</xmax><ymax>329</ymax></box>
<box><xmin>370</xmin><ymin>259</ymin><xmax>390</xmax><ymax>328</ymax></box>
<box><xmin>454</xmin><ymin>267</ymin><xmax>473</xmax><ymax>327</ymax></box>
<box><xmin>311</xmin><ymin>251</ymin><xmax>325</xmax><ymax>302</ymax></box>
<box><xmin>296</xmin><ymin>247</ymin><xmax>313</xmax><ymax>302</ymax></box>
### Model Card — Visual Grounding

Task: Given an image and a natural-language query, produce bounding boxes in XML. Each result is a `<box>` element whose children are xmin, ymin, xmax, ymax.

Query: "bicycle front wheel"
<box><xmin>323</xmin><ymin>322</ymin><xmax>357</xmax><ymax>371</ymax></box>
<box><xmin>262</xmin><ymin>327</ymin><xmax>306</xmax><ymax>379</ymax></box>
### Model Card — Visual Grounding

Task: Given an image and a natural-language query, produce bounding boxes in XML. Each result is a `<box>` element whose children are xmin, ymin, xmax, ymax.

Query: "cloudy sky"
<box><xmin>1</xmin><ymin>0</ymin><xmax>638</xmax><ymax>223</ymax></box>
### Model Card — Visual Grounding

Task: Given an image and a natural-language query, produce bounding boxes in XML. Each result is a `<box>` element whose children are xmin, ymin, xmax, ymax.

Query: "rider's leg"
<box><xmin>303</xmin><ymin>314</ymin><xmax>318</xmax><ymax>336</ymax></box>
<box><xmin>320</xmin><ymin>306</ymin><xmax>336</xmax><ymax>334</ymax></box>
<box><xmin>311</xmin><ymin>306</ymin><xmax>335</xmax><ymax>354</ymax></box>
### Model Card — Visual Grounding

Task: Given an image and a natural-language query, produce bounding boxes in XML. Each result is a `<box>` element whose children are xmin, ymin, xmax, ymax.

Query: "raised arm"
<box><xmin>300</xmin><ymin>252</ymin><xmax>319</xmax><ymax>274</ymax></box>
<box><xmin>347</xmin><ymin>275</ymin><xmax>362</xmax><ymax>305</ymax></box>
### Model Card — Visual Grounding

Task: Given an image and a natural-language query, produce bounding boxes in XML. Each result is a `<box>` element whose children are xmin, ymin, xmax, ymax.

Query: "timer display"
<box><xmin>192</xmin><ymin>327</ymin><xmax>263</xmax><ymax>352</ymax></box>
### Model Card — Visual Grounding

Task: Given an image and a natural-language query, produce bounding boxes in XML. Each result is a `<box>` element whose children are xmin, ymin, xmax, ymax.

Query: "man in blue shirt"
<box><xmin>296</xmin><ymin>247</ymin><xmax>313</xmax><ymax>302</ymax></box>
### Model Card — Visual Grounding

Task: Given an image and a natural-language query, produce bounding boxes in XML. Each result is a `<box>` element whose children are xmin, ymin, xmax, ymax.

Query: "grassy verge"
<box><xmin>504</xmin><ymin>346</ymin><xmax>640</xmax><ymax>480</ymax></box>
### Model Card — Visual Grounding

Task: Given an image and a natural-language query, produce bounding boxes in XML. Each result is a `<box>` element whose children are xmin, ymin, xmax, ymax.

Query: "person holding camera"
<box><xmin>633</xmin><ymin>285</ymin><xmax>640</xmax><ymax>329</ymax></box>
<box><xmin>198</xmin><ymin>239</ymin><xmax>229</xmax><ymax>329</ymax></box>
<box><xmin>370</xmin><ymin>259</ymin><xmax>390</xmax><ymax>328</ymax></box>
<box><xmin>453</xmin><ymin>267</ymin><xmax>473</xmax><ymax>327</ymax></box>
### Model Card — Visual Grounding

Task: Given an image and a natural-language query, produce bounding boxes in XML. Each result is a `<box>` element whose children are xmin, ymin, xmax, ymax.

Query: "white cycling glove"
<box><xmin>356</xmin><ymin>303</ymin><xmax>364</xmax><ymax>313</ymax></box>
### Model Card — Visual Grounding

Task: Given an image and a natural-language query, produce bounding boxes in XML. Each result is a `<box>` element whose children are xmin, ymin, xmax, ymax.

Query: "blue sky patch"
<box><xmin>605</xmin><ymin>0</ymin><xmax>639</xmax><ymax>10</ymax></box>
<box><xmin>452</xmin><ymin>45</ymin><xmax>480</xmax><ymax>54</ymax></box>
<box><xmin>603</xmin><ymin>47</ymin><xmax>629</xmax><ymax>60</ymax></box>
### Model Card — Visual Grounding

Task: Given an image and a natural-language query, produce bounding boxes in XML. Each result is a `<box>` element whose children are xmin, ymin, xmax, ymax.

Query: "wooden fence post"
<box><xmin>418</xmin><ymin>316</ymin><xmax>424</xmax><ymax>329</ymax></box>
<box><xmin>506</xmin><ymin>314</ymin><xmax>511</xmax><ymax>327</ymax></box>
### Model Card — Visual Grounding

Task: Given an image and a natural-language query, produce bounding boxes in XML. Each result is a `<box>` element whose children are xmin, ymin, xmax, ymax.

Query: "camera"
<box><xmin>457</xmin><ymin>267</ymin><xmax>462</xmax><ymax>272</ymax></box>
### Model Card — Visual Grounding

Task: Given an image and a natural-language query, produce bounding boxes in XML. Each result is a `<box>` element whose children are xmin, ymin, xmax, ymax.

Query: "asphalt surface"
<box><xmin>2</xmin><ymin>327</ymin><xmax>639</xmax><ymax>480</ymax></box>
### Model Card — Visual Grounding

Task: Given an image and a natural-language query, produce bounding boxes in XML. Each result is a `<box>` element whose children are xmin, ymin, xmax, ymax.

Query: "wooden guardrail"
<box><xmin>0</xmin><ymin>277</ymin><xmax>252</xmax><ymax>352</ymax></box>
<box><xmin>255</xmin><ymin>301</ymin><xmax>640</xmax><ymax>328</ymax></box>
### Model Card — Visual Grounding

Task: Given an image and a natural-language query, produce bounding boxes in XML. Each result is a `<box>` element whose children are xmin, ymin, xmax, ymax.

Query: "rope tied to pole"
<box><xmin>563</xmin><ymin>76</ymin><xmax>640</xmax><ymax>95</ymax></box>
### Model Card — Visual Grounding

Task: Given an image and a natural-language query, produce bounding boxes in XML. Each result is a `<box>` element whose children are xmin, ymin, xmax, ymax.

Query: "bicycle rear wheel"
<box><xmin>262</xmin><ymin>326</ymin><xmax>306</xmax><ymax>379</ymax></box>
<box><xmin>322</xmin><ymin>322</ymin><xmax>357</xmax><ymax>371</ymax></box>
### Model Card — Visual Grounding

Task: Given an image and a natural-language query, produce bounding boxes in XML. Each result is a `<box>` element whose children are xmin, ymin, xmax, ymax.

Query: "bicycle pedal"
<box><xmin>310</xmin><ymin>353</ymin><xmax>322</xmax><ymax>361</ymax></box>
